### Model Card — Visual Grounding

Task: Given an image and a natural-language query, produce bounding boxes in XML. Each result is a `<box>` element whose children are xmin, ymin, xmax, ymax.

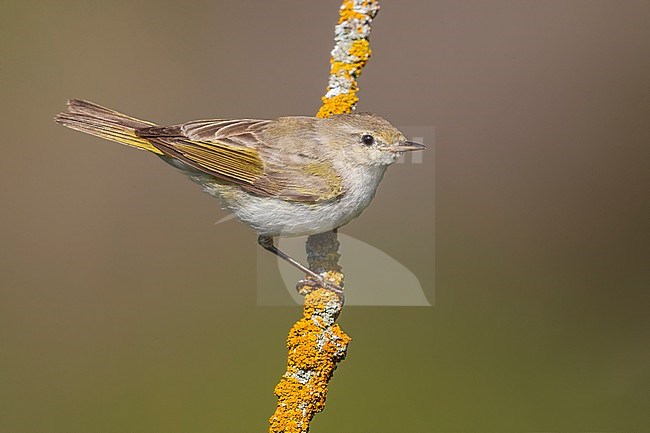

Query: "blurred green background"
<box><xmin>1</xmin><ymin>1</ymin><xmax>648</xmax><ymax>432</ymax></box>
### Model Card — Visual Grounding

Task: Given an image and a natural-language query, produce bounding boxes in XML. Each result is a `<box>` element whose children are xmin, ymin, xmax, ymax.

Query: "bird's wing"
<box><xmin>136</xmin><ymin>118</ymin><xmax>344</xmax><ymax>202</ymax></box>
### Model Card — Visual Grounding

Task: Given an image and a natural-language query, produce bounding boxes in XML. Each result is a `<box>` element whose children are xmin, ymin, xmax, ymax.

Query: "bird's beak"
<box><xmin>386</xmin><ymin>141</ymin><xmax>426</xmax><ymax>152</ymax></box>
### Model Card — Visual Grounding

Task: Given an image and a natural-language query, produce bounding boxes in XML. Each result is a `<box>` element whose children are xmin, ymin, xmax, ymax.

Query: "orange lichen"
<box><xmin>349</xmin><ymin>39</ymin><xmax>372</xmax><ymax>61</ymax></box>
<box><xmin>338</xmin><ymin>0</ymin><xmax>366</xmax><ymax>23</ymax></box>
<box><xmin>329</xmin><ymin>61</ymin><xmax>355</xmax><ymax>77</ymax></box>
<box><xmin>269</xmin><ymin>289</ymin><xmax>350</xmax><ymax>433</ymax></box>
<box><xmin>317</xmin><ymin>93</ymin><xmax>360</xmax><ymax>118</ymax></box>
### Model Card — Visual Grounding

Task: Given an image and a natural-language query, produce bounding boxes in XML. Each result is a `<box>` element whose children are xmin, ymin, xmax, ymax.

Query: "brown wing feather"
<box><xmin>182</xmin><ymin>119</ymin><xmax>273</xmax><ymax>141</ymax></box>
<box><xmin>136</xmin><ymin>118</ymin><xmax>343</xmax><ymax>202</ymax></box>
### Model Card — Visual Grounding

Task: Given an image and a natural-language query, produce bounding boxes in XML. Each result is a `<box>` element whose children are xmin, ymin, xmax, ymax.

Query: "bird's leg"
<box><xmin>257</xmin><ymin>235</ymin><xmax>344</xmax><ymax>299</ymax></box>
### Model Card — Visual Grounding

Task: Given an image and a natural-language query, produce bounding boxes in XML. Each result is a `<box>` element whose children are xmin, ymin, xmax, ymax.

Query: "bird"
<box><xmin>55</xmin><ymin>99</ymin><xmax>424</xmax><ymax>296</ymax></box>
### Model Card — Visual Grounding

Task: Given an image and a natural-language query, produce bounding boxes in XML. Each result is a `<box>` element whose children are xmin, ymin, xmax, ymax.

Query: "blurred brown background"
<box><xmin>1</xmin><ymin>1</ymin><xmax>648</xmax><ymax>432</ymax></box>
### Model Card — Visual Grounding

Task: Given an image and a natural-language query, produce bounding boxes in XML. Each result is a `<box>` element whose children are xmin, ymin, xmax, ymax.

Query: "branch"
<box><xmin>269</xmin><ymin>1</ymin><xmax>380</xmax><ymax>432</ymax></box>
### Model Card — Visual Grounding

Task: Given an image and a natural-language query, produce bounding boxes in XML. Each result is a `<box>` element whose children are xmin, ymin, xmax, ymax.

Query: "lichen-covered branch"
<box><xmin>317</xmin><ymin>0</ymin><xmax>381</xmax><ymax>119</ymax></box>
<box><xmin>269</xmin><ymin>1</ymin><xmax>380</xmax><ymax>432</ymax></box>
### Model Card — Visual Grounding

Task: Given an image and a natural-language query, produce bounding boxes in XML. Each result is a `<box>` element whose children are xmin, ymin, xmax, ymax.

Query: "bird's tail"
<box><xmin>55</xmin><ymin>99</ymin><xmax>163</xmax><ymax>155</ymax></box>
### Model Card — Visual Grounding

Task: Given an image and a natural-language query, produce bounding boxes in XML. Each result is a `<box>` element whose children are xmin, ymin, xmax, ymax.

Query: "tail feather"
<box><xmin>55</xmin><ymin>99</ymin><xmax>163</xmax><ymax>155</ymax></box>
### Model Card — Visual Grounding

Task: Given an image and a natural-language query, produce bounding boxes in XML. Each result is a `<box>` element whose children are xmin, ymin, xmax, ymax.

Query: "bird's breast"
<box><xmin>192</xmin><ymin>165</ymin><xmax>388</xmax><ymax>237</ymax></box>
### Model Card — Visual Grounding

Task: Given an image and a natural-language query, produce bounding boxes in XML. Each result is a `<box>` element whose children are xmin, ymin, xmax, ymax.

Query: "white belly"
<box><xmin>192</xmin><ymin>166</ymin><xmax>387</xmax><ymax>237</ymax></box>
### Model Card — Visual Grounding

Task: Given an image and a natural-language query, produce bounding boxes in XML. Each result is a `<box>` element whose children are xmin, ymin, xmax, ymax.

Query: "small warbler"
<box><xmin>55</xmin><ymin>99</ymin><xmax>424</xmax><ymax>295</ymax></box>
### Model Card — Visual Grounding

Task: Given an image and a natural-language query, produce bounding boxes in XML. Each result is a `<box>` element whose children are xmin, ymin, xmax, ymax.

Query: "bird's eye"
<box><xmin>361</xmin><ymin>134</ymin><xmax>375</xmax><ymax>146</ymax></box>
